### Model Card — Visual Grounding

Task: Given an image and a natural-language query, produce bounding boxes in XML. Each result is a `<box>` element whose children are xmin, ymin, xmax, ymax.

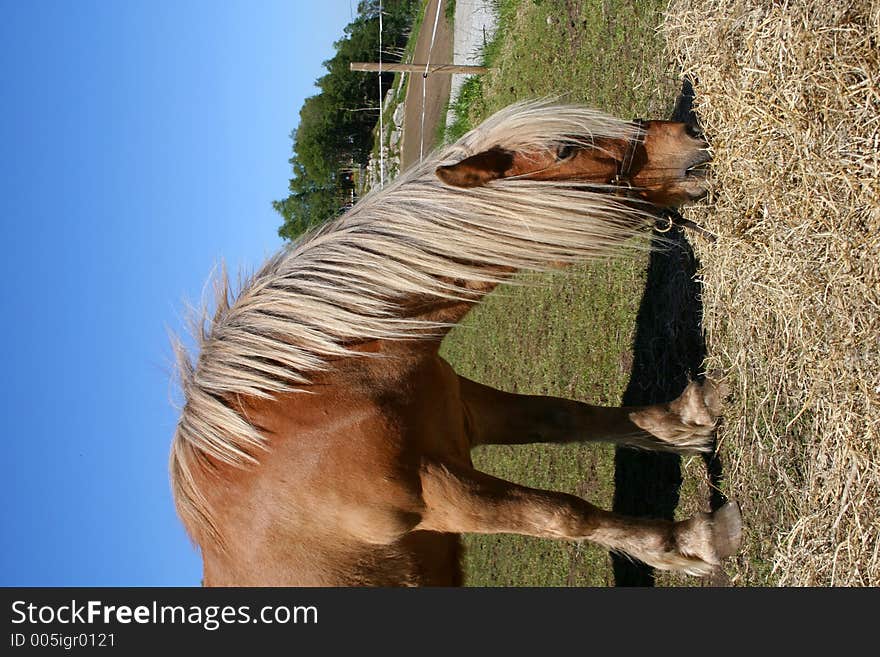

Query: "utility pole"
<box><xmin>350</xmin><ymin>63</ymin><xmax>489</xmax><ymax>75</ymax></box>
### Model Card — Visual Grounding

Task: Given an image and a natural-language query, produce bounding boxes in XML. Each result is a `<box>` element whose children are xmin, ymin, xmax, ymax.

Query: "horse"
<box><xmin>170</xmin><ymin>101</ymin><xmax>742</xmax><ymax>586</ymax></box>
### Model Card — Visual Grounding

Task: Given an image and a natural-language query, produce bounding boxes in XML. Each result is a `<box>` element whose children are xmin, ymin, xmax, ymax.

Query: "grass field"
<box><xmin>443</xmin><ymin>262</ymin><xmax>647</xmax><ymax>586</ymax></box>
<box><xmin>436</xmin><ymin>0</ymin><xmax>879</xmax><ymax>587</ymax></box>
<box><xmin>446</xmin><ymin>0</ymin><xmax>681</xmax><ymax>138</ymax></box>
<box><xmin>436</xmin><ymin>0</ymin><xmax>726</xmax><ymax>586</ymax></box>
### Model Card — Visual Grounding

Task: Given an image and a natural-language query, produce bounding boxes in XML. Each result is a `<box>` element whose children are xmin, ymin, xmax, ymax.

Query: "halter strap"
<box><xmin>611</xmin><ymin>118</ymin><xmax>645</xmax><ymax>188</ymax></box>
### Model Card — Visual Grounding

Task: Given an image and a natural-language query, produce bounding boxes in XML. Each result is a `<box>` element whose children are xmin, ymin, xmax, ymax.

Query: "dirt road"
<box><xmin>400</xmin><ymin>0</ymin><xmax>453</xmax><ymax>169</ymax></box>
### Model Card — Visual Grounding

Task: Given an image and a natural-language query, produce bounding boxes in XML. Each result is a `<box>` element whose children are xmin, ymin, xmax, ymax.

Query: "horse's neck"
<box><xmin>411</xmin><ymin>298</ymin><xmax>487</xmax><ymax>328</ymax></box>
<box><xmin>401</xmin><ymin>267</ymin><xmax>514</xmax><ymax>329</ymax></box>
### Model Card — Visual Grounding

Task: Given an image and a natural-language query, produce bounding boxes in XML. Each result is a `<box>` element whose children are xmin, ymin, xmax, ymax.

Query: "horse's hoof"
<box><xmin>671</xmin><ymin>502</ymin><xmax>743</xmax><ymax>575</ymax></box>
<box><xmin>702</xmin><ymin>371</ymin><xmax>730</xmax><ymax>416</ymax></box>
<box><xmin>669</xmin><ymin>379</ymin><xmax>722</xmax><ymax>430</ymax></box>
<box><xmin>711</xmin><ymin>501</ymin><xmax>743</xmax><ymax>560</ymax></box>
<box><xmin>628</xmin><ymin>379</ymin><xmax>725</xmax><ymax>454</ymax></box>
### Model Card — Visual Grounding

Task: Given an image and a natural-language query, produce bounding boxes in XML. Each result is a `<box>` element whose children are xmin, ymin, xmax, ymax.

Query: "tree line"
<box><xmin>274</xmin><ymin>0</ymin><xmax>418</xmax><ymax>240</ymax></box>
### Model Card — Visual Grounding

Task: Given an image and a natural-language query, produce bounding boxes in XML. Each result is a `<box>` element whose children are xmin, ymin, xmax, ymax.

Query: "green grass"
<box><xmin>436</xmin><ymin>0</ymin><xmax>690</xmax><ymax>586</ymax></box>
<box><xmin>449</xmin><ymin>0</ymin><xmax>679</xmax><ymax>131</ymax></box>
<box><xmin>445</xmin><ymin>0</ymin><xmax>457</xmax><ymax>22</ymax></box>
<box><xmin>445</xmin><ymin>74</ymin><xmax>482</xmax><ymax>143</ymax></box>
<box><xmin>442</xmin><ymin>263</ymin><xmax>647</xmax><ymax>586</ymax></box>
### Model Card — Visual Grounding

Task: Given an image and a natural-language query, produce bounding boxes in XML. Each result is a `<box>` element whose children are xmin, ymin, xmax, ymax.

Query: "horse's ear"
<box><xmin>435</xmin><ymin>147</ymin><xmax>514</xmax><ymax>187</ymax></box>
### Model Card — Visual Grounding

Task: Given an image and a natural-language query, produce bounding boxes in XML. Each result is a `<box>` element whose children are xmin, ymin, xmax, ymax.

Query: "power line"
<box><xmin>378</xmin><ymin>0</ymin><xmax>384</xmax><ymax>188</ymax></box>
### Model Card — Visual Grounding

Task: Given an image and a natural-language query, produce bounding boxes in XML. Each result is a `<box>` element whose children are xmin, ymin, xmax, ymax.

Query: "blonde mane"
<box><xmin>170</xmin><ymin>101</ymin><xmax>649</xmax><ymax>547</ymax></box>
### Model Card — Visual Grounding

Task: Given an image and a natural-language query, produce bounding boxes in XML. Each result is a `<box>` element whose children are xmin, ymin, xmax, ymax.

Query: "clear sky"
<box><xmin>1</xmin><ymin>0</ymin><xmax>357</xmax><ymax>586</ymax></box>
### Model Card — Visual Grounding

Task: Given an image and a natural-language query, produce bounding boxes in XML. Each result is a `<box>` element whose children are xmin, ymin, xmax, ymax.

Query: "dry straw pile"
<box><xmin>664</xmin><ymin>0</ymin><xmax>879</xmax><ymax>585</ymax></box>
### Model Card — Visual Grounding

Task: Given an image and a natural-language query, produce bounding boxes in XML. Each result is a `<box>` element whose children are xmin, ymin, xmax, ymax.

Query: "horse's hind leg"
<box><xmin>459</xmin><ymin>374</ymin><xmax>724</xmax><ymax>454</ymax></box>
<box><xmin>416</xmin><ymin>460</ymin><xmax>742</xmax><ymax>576</ymax></box>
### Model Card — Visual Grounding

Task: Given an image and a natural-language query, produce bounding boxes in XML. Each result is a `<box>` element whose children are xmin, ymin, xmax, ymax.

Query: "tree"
<box><xmin>274</xmin><ymin>0</ymin><xmax>418</xmax><ymax>239</ymax></box>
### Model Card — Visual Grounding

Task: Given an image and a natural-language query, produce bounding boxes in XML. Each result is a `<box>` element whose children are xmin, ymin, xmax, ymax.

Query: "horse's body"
<box><xmin>171</xmin><ymin>102</ymin><xmax>741</xmax><ymax>586</ymax></box>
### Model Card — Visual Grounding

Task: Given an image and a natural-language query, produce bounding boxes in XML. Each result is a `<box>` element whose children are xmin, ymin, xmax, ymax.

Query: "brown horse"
<box><xmin>171</xmin><ymin>101</ymin><xmax>741</xmax><ymax>586</ymax></box>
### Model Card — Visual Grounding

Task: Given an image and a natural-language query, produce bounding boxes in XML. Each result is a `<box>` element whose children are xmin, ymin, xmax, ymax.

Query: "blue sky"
<box><xmin>1</xmin><ymin>0</ymin><xmax>357</xmax><ymax>586</ymax></box>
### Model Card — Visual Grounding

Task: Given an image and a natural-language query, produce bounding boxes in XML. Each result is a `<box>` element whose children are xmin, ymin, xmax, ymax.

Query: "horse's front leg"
<box><xmin>458</xmin><ymin>374</ymin><xmax>724</xmax><ymax>454</ymax></box>
<box><xmin>416</xmin><ymin>460</ymin><xmax>741</xmax><ymax>575</ymax></box>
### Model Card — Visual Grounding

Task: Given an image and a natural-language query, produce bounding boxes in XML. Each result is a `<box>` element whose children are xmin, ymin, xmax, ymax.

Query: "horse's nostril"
<box><xmin>684</xmin><ymin>123</ymin><xmax>704</xmax><ymax>140</ymax></box>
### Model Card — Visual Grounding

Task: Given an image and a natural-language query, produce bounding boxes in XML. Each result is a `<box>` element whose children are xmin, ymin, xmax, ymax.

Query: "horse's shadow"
<box><xmin>611</xmin><ymin>79</ymin><xmax>728</xmax><ymax>586</ymax></box>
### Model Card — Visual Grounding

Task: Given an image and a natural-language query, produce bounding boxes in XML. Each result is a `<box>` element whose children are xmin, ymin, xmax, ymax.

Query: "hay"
<box><xmin>664</xmin><ymin>0</ymin><xmax>880</xmax><ymax>585</ymax></box>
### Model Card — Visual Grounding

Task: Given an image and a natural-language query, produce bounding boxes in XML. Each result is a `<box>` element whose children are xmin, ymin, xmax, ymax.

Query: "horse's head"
<box><xmin>436</xmin><ymin>120</ymin><xmax>709</xmax><ymax>208</ymax></box>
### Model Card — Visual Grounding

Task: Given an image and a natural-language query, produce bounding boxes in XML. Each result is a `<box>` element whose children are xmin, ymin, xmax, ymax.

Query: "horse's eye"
<box><xmin>557</xmin><ymin>143</ymin><xmax>576</xmax><ymax>160</ymax></box>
